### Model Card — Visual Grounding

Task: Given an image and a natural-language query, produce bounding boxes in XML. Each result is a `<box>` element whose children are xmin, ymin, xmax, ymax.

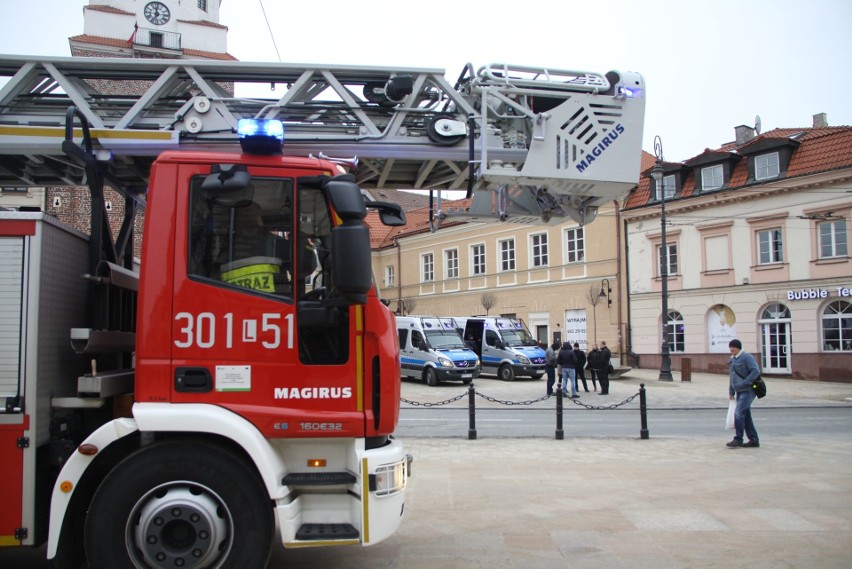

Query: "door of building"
<box><xmin>759</xmin><ymin>303</ymin><xmax>792</xmax><ymax>374</ymax></box>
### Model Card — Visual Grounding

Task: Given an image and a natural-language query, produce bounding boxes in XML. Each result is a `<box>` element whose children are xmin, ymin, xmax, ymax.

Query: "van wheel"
<box><xmin>498</xmin><ymin>364</ymin><xmax>515</xmax><ymax>382</ymax></box>
<box><xmin>531</xmin><ymin>374</ymin><xmax>543</xmax><ymax>380</ymax></box>
<box><xmin>425</xmin><ymin>368</ymin><xmax>438</xmax><ymax>386</ymax></box>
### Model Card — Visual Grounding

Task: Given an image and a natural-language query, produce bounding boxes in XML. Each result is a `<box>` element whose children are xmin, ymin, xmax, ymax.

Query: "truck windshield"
<box><xmin>424</xmin><ymin>331</ymin><xmax>465</xmax><ymax>349</ymax></box>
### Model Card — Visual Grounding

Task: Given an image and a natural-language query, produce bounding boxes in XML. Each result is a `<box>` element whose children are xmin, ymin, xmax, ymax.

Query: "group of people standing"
<box><xmin>545</xmin><ymin>341</ymin><xmax>611</xmax><ymax>398</ymax></box>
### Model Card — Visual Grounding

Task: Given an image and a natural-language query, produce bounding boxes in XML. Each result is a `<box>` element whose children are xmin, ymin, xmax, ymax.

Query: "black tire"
<box><xmin>425</xmin><ymin>367</ymin><xmax>438</xmax><ymax>387</ymax></box>
<box><xmin>531</xmin><ymin>374</ymin><xmax>543</xmax><ymax>380</ymax></box>
<box><xmin>498</xmin><ymin>364</ymin><xmax>515</xmax><ymax>382</ymax></box>
<box><xmin>84</xmin><ymin>439</ymin><xmax>273</xmax><ymax>569</ymax></box>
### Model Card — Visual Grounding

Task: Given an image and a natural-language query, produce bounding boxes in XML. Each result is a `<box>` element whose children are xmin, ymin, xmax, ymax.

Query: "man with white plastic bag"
<box><xmin>726</xmin><ymin>339</ymin><xmax>761</xmax><ymax>448</ymax></box>
<box><xmin>725</xmin><ymin>400</ymin><xmax>736</xmax><ymax>430</ymax></box>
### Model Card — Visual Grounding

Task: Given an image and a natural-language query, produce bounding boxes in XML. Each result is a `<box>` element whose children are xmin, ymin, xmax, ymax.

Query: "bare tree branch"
<box><xmin>480</xmin><ymin>293</ymin><xmax>498</xmax><ymax>316</ymax></box>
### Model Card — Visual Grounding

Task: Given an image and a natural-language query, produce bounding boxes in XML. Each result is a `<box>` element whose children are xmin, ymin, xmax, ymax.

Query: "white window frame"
<box><xmin>421</xmin><ymin>252</ymin><xmax>434</xmax><ymax>283</ymax></box>
<box><xmin>757</xmin><ymin>228</ymin><xmax>783</xmax><ymax>264</ymax></box>
<box><xmin>755</xmin><ymin>152</ymin><xmax>780</xmax><ymax>180</ymax></box>
<box><xmin>384</xmin><ymin>265</ymin><xmax>395</xmax><ymax>288</ymax></box>
<box><xmin>666</xmin><ymin>310</ymin><xmax>685</xmax><ymax>353</ymax></box>
<box><xmin>822</xmin><ymin>301</ymin><xmax>852</xmax><ymax>352</ymax></box>
<box><xmin>471</xmin><ymin>243</ymin><xmax>486</xmax><ymax>275</ymax></box>
<box><xmin>818</xmin><ymin>220</ymin><xmax>848</xmax><ymax>258</ymax></box>
<box><xmin>445</xmin><ymin>248</ymin><xmax>459</xmax><ymax>279</ymax></box>
<box><xmin>701</xmin><ymin>164</ymin><xmax>724</xmax><ymax>191</ymax></box>
<box><xmin>498</xmin><ymin>238</ymin><xmax>515</xmax><ymax>272</ymax></box>
<box><xmin>657</xmin><ymin>242</ymin><xmax>678</xmax><ymax>276</ymax></box>
<box><xmin>530</xmin><ymin>232</ymin><xmax>549</xmax><ymax>268</ymax></box>
<box><xmin>564</xmin><ymin>227</ymin><xmax>585</xmax><ymax>264</ymax></box>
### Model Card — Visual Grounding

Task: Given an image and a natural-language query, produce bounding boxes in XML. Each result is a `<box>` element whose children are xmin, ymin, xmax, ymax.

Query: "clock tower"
<box><xmin>69</xmin><ymin>0</ymin><xmax>235</xmax><ymax>61</ymax></box>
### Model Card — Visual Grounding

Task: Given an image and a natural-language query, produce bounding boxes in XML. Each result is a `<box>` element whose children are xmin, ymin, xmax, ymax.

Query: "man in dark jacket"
<box><xmin>556</xmin><ymin>342</ymin><xmax>578</xmax><ymax>398</ymax></box>
<box><xmin>573</xmin><ymin>343</ymin><xmax>589</xmax><ymax>392</ymax></box>
<box><xmin>544</xmin><ymin>341</ymin><xmax>559</xmax><ymax>396</ymax></box>
<box><xmin>727</xmin><ymin>338</ymin><xmax>761</xmax><ymax>448</ymax></box>
<box><xmin>596</xmin><ymin>341</ymin><xmax>611</xmax><ymax>395</ymax></box>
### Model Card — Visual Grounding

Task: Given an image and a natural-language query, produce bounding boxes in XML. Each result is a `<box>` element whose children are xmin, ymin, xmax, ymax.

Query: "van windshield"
<box><xmin>425</xmin><ymin>331</ymin><xmax>466</xmax><ymax>349</ymax></box>
<box><xmin>501</xmin><ymin>328</ymin><xmax>539</xmax><ymax>347</ymax></box>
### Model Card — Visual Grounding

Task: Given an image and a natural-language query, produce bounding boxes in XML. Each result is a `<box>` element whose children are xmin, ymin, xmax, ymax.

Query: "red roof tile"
<box><xmin>367</xmin><ymin>198</ymin><xmax>471</xmax><ymax>249</ymax></box>
<box><xmin>624</xmin><ymin>126</ymin><xmax>852</xmax><ymax>210</ymax></box>
<box><xmin>68</xmin><ymin>34</ymin><xmax>237</xmax><ymax>60</ymax></box>
<box><xmin>86</xmin><ymin>4</ymin><xmax>135</xmax><ymax>16</ymax></box>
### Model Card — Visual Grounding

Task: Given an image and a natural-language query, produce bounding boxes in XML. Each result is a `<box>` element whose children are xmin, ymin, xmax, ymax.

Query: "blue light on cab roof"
<box><xmin>237</xmin><ymin>118</ymin><xmax>284</xmax><ymax>140</ymax></box>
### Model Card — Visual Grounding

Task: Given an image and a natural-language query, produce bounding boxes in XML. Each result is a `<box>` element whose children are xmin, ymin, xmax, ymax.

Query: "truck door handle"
<box><xmin>175</xmin><ymin>367</ymin><xmax>213</xmax><ymax>392</ymax></box>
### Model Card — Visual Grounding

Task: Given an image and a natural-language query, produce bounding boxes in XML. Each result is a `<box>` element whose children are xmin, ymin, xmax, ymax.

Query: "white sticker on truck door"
<box><xmin>216</xmin><ymin>365</ymin><xmax>251</xmax><ymax>392</ymax></box>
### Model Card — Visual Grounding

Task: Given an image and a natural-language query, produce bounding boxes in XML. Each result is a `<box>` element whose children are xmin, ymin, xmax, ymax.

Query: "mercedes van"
<box><xmin>396</xmin><ymin>316</ymin><xmax>480</xmax><ymax>386</ymax></box>
<box><xmin>447</xmin><ymin>317</ymin><xmax>546</xmax><ymax>381</ymax></box>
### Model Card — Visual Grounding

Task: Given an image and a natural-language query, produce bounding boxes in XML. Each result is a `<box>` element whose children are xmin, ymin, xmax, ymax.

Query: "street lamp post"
<box><xmin>651</xmin><ymin>136</ymin><xmax>673</xmax><ymax>381</ymax></box>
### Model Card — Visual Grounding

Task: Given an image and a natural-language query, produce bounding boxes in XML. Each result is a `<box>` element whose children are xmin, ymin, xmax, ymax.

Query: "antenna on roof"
<box><xmin>754</xmin><ymin>115</ymin><xmax>762</xmax><ymax>135</ymax></box>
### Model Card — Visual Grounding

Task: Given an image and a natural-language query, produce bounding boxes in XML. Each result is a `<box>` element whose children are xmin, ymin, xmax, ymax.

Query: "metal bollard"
<box><xmin>639</xmin><ymin>383</ymin><xmax>649</xmax><ymax>439</ymax></box>
<box><xmin>555</xmin><ymin>388</ymin><xmax>564</xmax><ymax>440</ymax></box>
<box><xmin>468</xmin><ymin>383</ymin><xmax>477</xmax><ymax>440</ymax></box>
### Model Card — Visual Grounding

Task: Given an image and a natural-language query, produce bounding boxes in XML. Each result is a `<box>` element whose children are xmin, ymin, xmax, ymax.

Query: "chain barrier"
<box><xmin>400</xmin><ymin>383</ymin><xmax>651</xmax><ymax>440</ymax></box>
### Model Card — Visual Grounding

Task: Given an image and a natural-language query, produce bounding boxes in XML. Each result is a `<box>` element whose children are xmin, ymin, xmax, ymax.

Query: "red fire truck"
<box><xmin>0</xmin><ymin>56</ymin><xmax>645</xmax><ymax>568</ymax></box>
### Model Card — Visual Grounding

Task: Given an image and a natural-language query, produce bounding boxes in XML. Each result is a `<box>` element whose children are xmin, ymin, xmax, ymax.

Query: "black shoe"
<box><xmin>743</xmin><ymin>441</ymin><xmax>760</xmax><ymax>448</ymax></box>
<box><xmin>726</xmin><ymin>439</ymin><xmax>743</xmax><ymax>448</ymax></box>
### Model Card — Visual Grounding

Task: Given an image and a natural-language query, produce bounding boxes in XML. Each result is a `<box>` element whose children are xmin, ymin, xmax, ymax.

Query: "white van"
<box><xmin>396</xmin><ymin>316</ymin><xmax>481</xmax><ymax>386</ymax></box>
<box><xmin>445</xmin><ymin>317</ymin><xmax>547</xmax><ymax>381</ymax></box>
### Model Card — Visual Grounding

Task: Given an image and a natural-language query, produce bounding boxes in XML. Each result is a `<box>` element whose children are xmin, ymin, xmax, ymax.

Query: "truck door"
<box><xmin>164</xmin><ymin>164</ymin><xmax>364</xmax><ymax>438</ymax></box>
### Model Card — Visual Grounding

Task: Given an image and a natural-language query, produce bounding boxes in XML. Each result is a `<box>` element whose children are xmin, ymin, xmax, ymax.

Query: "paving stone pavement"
<box><xmin>3</xmin><ymin>369</ymin><xmax>851</xmax><ymax>568</ymax></box>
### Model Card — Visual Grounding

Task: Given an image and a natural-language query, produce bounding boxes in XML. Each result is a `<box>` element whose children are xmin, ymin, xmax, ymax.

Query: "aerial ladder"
<box><xmin>0</xmin><ymin>55</ymin><xmax>645</xmax><ymax>226</ymax></box>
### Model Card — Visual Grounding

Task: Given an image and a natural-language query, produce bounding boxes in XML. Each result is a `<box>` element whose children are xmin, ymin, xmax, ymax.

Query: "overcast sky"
<box><xmin>1</xmin><ymin>0</ymin><xmax>850</xmax><ymax>161</ymax></box>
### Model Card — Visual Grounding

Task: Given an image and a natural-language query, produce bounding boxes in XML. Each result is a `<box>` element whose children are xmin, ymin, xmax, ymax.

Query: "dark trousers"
<box><xmin>575</xmin><ymin>367</ymin><xmax>589</xmax><ymax>391</ymax></box>
<box><xmin>545</xmin><ymin>366</ymin><xmax>556</xmax><ymax>395</ymax></box>
<box><xmin>598</xmin><ymin>367</ymin><xmax>610</xmax><ymax>394</ymax></box>
<box><xmin>588</xmin><ymin>369</ymin><xmax>598</xmax><ymax>390</ymax></box>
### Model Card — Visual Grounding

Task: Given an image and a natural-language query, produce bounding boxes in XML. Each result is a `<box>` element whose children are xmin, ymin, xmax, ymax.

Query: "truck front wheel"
<box><xmin>84</xmin><ymin>439</ymin><xmax>273</xmax><ymax>569</ymax></box>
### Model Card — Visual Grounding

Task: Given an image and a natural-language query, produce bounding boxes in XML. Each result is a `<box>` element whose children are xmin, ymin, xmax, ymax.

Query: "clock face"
<box><xmin>144</xmin><ymin>2</ymin><xmax>171</xmax><ymax>26</ymax></box>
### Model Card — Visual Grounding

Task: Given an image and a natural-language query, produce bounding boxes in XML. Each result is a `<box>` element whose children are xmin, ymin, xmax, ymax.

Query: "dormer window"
<box><xmin>198</xmin><ymin>0</ymin><xmax>208</xmax><ymax>10</ymax></box>
<box><xmin>755</xmin><ymin>152</ymin><xmax>780</xmax><ymax>180</ymax></box>
<box><xmin>701</xmin><ymin>164</ymin><xmax>724</xmax><ymax>191</ymax></box>
<box><xmin>660</xmin><ymin>175</ymin><xmax>675</xmax><ymax>200</ymax></box>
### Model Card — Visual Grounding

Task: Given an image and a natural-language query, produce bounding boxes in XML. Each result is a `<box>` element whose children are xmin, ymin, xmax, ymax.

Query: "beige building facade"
<box><xmin>370</xmin><ymin>201</ymin><xmax>628</xmax><ymax>361</ymax></box>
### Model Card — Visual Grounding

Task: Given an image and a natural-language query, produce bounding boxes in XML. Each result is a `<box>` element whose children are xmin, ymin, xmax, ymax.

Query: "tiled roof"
<box><xmin>624</xmin><ymin>126</ymin><xmax>852</xmax><ymax>210</ymax></box>
<box><xmin>86</xmin><ymin>4</ymin><xmax>135</xmax><ymax>16</ymax></box>
<box><xmin>366</xmin><ymin>188</ymin><xmax>431</xmax><ymax>211</ymax></box>
<box><xmin>178</xmin><ymin>19</ymin><xmax>229</xmax><ymax>30</ymax></box>
<box><xmin>68</xmin><ymin>35</ymin><xmax>237</xmax><ymax>60</ymax></box>
<box><xmin>367</xmin><ymin>198</ymin><xmax>471</xmax><ymax>249</ymax></box>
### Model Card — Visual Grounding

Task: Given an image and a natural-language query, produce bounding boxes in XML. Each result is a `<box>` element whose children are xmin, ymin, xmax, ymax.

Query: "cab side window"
<box><xmin>411</xmin><ymin>330</ymin><xmax>426</xmax><ymax>349</ymax></box>
<box><xmin>485</xmin><ymin>330</ymin><xmax>500</xmax><ymax>347</ymax></box>
<box><xmin>188</xmin><ymin>177</ymin><xmax>294</xmax><ymax>300</ymax></box>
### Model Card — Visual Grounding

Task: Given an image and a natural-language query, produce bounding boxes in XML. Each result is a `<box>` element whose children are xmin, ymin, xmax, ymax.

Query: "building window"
<box><xmin>755</xmin><ymin>152</ymin><xmax>780</xmax><ymax>180</ymax></box>
<box><xmin>819</xmin><ymin>220</ymin><xmax>848</xmax><ymax>258</ymax></box>
<box><xmin>499</xmin><ymin>239</ymin><xmax>515</xmax><ymax>272</ymax></box>
<box><xmin>421</xmin><ymin>253</ymin><xmax>434</xmax><ymax>283</ymax></box>
<box><xmin>666</xmin><ymin>310</ymin><xmax>685</xmax><ymax>353</ymax></box>
<box><xmin>384</xmin><ymin>265</ymin><xmax>395</xmax><ymax>288</ymax></box>
<box><xmin>471</xmin><ymin>243</ymin><xmax>485</xmax><ymax>275</ymax></box>
<box><xmin>658</xmin><ymin>243</ymin><xmax>678</xmax><ymax>276</ymax></box>
<box><xmin>701</xmin><ymin>164</ymin><xmax>724</xmax><ymax>191</ymax></box>
<box><xmin>530</xmin><ymin>233</ymin><xmax>548</xmax><ymax>267</ymax></box>
<box><xmin>822</xmin><ymin>301</ymin><xmax>852</xmax><ymax>352</ymax></box>
<box><xmin>654</xmin><ymin>174</ymin><xmax>676</xmax><ymax>200</ymax></box>
<box><xmin>757</xmin><ymin>228</ymin><xmax>783</xmax><ymax>264</ymax></box>
<box><xmin>564</xmin><ymin>227</ymin><xmax>585</xmax><ymax>263</ymax></box>
<box><xmin>198</xmin><ymin>0</ymin><xmax>208</xmax><ymax>10</ymax></box>
<box><xmin>445</xmin><ymin>248</ymin><xmax>459</xmax><ymax>279</ymax></box>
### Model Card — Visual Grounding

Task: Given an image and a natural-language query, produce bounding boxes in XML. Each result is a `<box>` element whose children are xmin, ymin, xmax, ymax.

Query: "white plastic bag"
<box><xmin>725</xmin><ymin>400</ymin><xmax>736</xmax><ymax>430</ymax></box>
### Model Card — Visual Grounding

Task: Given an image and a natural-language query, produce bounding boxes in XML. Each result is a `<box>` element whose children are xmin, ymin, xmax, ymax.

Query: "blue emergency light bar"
<box><xmin>237</xmin><ymin>118</ymin><xmax>284</xmax><ymax>154</ymax></box>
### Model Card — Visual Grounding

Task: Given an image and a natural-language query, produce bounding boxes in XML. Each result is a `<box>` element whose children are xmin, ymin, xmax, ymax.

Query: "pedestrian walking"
<box><xmin>545</xmin><ymin>341</ymin><xmax>559</xmax><ymax>396</ymax></box>
<box><xmin>726</xmin><ymin>338</ymin><xmax>761</xmax><ymax>448</ymax></box>
<box><xmin>557</xmin><ymin>342</ymin><xmax>579</xmax><ymax>398</ymax></box>
<box><xmin>573</xmin><ymin>343</ymin><xmax>589</xmax><ymax>392</ymax></box>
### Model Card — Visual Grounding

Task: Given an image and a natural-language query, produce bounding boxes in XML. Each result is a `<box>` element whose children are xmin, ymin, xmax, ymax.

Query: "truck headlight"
<box><xmin>437</xmin><ymin>357</ymin><xmax>453</xmax><ymax>367</ymax></box>
<box><xmin>369</xmin><ymin>460</ymin><xmax>407</xmax><ymax>496</ymax></box>
<box><xmin>517</xmin><ymin>355</ymin><xmax>530</xmax><ymax>364</ymax></box>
